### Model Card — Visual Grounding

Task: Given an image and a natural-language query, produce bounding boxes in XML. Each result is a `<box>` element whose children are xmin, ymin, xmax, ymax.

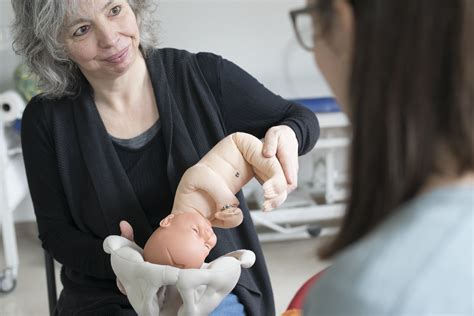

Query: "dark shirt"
<box><xmin>112</xmin><ymin>121</ymin><xmax>173</xmax><ymax>229</ymax></box>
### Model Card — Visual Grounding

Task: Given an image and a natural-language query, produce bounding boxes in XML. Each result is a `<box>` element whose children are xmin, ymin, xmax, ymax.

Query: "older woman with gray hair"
<box><xmin>12</xmin><ymin>0</ymin><xmax>319</xmax><ymax>315</ymax></box>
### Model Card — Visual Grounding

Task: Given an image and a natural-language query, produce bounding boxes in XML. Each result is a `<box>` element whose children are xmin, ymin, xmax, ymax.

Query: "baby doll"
<box><xmin>144</xmin><ymin>132</ymin><xmax>288</xmax><ymax>268</ymax></box>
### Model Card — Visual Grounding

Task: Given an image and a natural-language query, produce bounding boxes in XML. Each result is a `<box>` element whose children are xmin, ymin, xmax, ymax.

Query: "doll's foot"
<box><xmin>218</xmin><ymin>206</ymin><xmax>242</xmax><ymax>218</ymax></box>
<box><xmin>220</xmin><ymin>203</ymin><xmax>239</xmax><ymax>211</ymax></box>
<box><xmin>212</xmin><ymin>206</ymin><xmax>243</xmax><ymax>228</ymax></box>
<box><xmin>262</xmin><ymin>180</ymin><xmax>287</xmax><ymax>211</ymax></box>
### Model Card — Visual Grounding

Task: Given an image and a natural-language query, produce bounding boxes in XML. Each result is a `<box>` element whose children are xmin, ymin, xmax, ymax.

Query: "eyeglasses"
<box><xmin>289</xmin><ymin>5</ymin><xmax>318</xmax><ymax>51</ymax></box>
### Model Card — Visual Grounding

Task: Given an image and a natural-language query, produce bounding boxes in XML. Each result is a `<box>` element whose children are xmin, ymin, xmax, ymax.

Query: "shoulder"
<box><xmin>305</xmin><ymin>187</ymin><xmax>473</xmax><ymax>314</ymax></box>
<box><xmin>22</xmin><ymin>94</ymin><xmax>52</xmax><ymax>126</ymax></box>
<box><xmin>147</xmin><ymin>48</ymin><xmax>223</xmax><ymax>70</ymax></box>
<box><xmin>22</xmin><ymin>93</ymin><xmax>77</xmax><ymax>132</ymax></box>
<box><xmin>21</xmin><ymin>95</ymin><xmax>54</xmax><ymax>146</ymax></box>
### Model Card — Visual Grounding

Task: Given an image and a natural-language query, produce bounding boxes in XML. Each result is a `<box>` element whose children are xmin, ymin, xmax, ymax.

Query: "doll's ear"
<box><xmin>159</xmin><ymin>214</ymin><xmax>175</xmax><ymax>227</ymax></box>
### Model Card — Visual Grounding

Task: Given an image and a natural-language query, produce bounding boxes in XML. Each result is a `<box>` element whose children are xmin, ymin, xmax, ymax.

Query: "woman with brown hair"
<box><xmin>289</xmin><ymin>0</ymin><xmax>473</xmax><ymax>314</ymax></box>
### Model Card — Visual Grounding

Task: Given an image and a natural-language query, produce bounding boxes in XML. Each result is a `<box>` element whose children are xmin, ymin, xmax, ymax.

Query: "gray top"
<box><xmin>110</xmin><ymin>120</ymin><xmax>161</xmax><ymax>150</ymax></box>
<box><xmin>304</xmin><ymin>184</ymin><xmax>474</xmax><ymax>316</ymax></box>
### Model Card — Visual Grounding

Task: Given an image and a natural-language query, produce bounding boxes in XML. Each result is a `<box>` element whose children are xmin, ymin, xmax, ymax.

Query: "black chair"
<box><xmin>44</xmin><ymin>250</ymin><xmax>57</xmax><ymax>316</ymax></box>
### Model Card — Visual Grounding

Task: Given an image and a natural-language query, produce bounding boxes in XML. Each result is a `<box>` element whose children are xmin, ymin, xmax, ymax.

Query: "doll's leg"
<box><xmin>261</xmin><ymin>178</ymin><xmax>288</xmax><ymax>211</ymax></box>
<box><xmin>231</xmin><ymin>133</ymin><xmax>288</xmax><ymax>210</ymax></box>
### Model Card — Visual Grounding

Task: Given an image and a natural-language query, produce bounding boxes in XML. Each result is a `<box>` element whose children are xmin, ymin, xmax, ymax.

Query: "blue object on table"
<box><xmin>291</xmin><ymin>97</ymin><xmax>341</xmax><ymax>113</ymax></box>
<box><xmin>13</xmin><ymin>119</ymin><xmax>21</xmax><ymax>133</ymax></box>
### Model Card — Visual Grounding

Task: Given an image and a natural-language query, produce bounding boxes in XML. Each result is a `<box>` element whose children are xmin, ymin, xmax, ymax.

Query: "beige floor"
<box><xmin>0</xmin><ymin>223</ymin><xmax>330</xmax><ymax>316</ymax></box>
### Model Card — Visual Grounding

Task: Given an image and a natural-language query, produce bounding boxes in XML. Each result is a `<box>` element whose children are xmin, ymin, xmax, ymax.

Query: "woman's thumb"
<box><xmin>119</xmin><ymin>220</ymin><xmax>134</xmax><ymax>241</ymax></box>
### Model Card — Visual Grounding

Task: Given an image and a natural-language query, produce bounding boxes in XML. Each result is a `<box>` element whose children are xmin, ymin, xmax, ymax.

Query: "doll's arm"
<box><xmin>175</xmin><ymin>163</ymin><xmax>243</xmax><ymax>228</ymax></box>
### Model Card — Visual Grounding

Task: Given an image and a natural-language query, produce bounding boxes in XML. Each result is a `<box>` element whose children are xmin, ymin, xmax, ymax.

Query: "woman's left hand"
<box><xmin>116</xmin><ymin>220</ymin><xmax>134</xmax><ymax>295</ymax></box>
<box><xmin>120</xmin><ymin>220</ymin><xmax>134</xmax><ymax>241</ymax></box>
<box><xmin>262</xmin><ymin>125</ymin><xmax>299</xmax><ymax>193</ymax></box>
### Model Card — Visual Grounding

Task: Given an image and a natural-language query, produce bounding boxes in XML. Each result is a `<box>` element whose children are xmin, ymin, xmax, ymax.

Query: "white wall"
<box><xmin>155</xmin><ymin>0</ymin><xmax>331</xmax><ymax>98</ymax></box>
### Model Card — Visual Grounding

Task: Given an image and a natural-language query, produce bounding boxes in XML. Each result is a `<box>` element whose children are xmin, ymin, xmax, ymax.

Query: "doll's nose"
<box><xmin>203</xmin><ymin>229</ymin><xmax>215</xmax><ymax>242</ymax></box>
<box><xmin>208</xmin><ymin>232</ymin><xmax>218</xmax><ymax>248</ymax></box>
<box><xmin>204</xmin><ymin>229</ymin><xmax>212</xmax><ymax>240</ymax></box>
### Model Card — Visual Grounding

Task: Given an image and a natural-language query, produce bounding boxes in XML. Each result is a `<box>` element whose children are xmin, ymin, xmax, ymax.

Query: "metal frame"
<box><xmin>44</xmin><ymin>250</ymin><xmax>57</xmax><ymax>316</ymax></box>
<box><xmin>289</xmin><ymin>4</ymin><xmax>319</xmax><ymax>51</ymax></box>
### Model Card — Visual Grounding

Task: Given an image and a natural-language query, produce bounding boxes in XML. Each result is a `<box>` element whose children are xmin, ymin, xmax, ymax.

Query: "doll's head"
<box><xmin>143</xmin><ymin>212</ymin><xmax>217</xmax><ymax>269</ymax></box>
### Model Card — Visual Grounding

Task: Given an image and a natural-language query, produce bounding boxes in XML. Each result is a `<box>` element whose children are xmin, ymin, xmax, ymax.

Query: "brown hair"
<box><xmin>318</xmin><ymin>0</ymin><xmax>474</xmax><ymax>258</ymax></box>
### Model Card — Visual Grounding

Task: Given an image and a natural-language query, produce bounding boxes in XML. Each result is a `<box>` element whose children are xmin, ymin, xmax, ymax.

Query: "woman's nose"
<box><xmin>96</xmin><ymin>23</ymin><xmax>119</xmax><ymax>48</ymax></box>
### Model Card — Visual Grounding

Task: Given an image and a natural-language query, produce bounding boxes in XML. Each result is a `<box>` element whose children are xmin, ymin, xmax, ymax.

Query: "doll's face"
<box><xmin>164</xmin><ymin>212</ymin><xmax>217</xmax><ymax>268</ymax></box>
<box><xmin>143</xmin><ymin>212</ymin><xmax>217</xmax><ymax>269</ymax></box>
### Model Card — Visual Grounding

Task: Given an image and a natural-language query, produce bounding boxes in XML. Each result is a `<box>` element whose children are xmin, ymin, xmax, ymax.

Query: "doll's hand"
<box><xmin>117</xmin><ymin>220</ymin><xmax>135</xmax><ymax>295</ymax></box>
<box><xmin>263</xmin><ymin>125</ymin><xmax>299</xmax><ymax>193</ymax></box>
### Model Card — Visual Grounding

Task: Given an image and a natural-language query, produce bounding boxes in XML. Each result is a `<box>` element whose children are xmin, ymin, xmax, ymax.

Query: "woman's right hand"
<box><xmin>117</xmin><ymin>220</ymin><xmax>134</xmax><ymax>295</ymax></box>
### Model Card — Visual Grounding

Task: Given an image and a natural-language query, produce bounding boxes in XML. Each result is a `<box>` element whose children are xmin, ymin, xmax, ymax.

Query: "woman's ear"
<box><xmin>159</xmin><ymin>214</ymin><xmax>175</xmax><ymax>227</ymax></box>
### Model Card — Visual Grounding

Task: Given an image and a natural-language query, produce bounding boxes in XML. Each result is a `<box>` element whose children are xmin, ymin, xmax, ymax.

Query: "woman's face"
<box><xmin>310</xmin><ymin>0</ymin><xmax>354</xmax><ymax>111</ymax></box>
<box><xmin>63</xmin><ymin>0</ymin><xmax>141</xmax><ymax>80</ymax></box>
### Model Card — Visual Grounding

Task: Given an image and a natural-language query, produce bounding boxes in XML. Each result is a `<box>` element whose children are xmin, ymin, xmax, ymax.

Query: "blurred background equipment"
<box><xmin>246</xmin><ymin>97</ymin><xmax>350</xmax><ymax>242</ymax></box>
<box><xmin>0</xmin><ymin>64</ymin><xmax>40</xmax><ymax>294</ymax></box>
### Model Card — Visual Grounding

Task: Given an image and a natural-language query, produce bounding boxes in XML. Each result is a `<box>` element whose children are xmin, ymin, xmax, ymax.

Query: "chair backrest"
<box><xmin>44</xmin><ymin>250</ymin><xmax>57</xmax><ymax>316</ymax></box>
<box><xmin>286</xmin><ymin>268</ymin><xmax>327</xmax><ymax>311</ymax></box>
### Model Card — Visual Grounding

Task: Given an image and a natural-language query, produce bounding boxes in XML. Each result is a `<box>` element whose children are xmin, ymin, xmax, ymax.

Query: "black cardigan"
<box><xmin>22</xmin><ymin>48</ymin><xmax>319</xmax><ymax>316</ymax></box>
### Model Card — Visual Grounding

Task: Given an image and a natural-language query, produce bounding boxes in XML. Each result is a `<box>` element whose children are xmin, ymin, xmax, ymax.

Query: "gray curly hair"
<box><xmin>11</xmin><ymin>0</ymin><xmax>159</xmax><ymax>98</ymax></box>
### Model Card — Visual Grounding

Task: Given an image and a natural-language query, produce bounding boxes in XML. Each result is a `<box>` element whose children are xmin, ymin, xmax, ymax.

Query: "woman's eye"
<box><xmin>73</xmin><ymin>25</ymin><xmax>90</xmax><ymax>37</ymax></box>
<box><xmin>192</xmin><ymin>226</ymin><xmax>199</xmax><ymax>233</ymax></box>
<box><xmin>110</xmin><ymin>5</ymin><xmax>122</xmax><ymax>16</ymax></box>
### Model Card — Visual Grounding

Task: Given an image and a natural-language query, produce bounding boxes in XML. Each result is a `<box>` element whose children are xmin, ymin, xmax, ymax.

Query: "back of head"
<box><xmin>318</xmin><ymin>0</ymin><xmax>473</xmax><ymax>258</ymax></box>
<box><xmin>143</xmin><ymin>228</ymin><xmax>175</xmax><ymax>267</ymax></box>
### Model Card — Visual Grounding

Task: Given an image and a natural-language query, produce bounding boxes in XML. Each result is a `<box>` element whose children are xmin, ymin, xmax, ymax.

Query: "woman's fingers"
<box><xmin>262</xmin><ymin>128</ymin><xmax>279</xmax><ymax>157</ymax></box>
<box><xmin>119</xmin><ymin>220</ymin><xmax>134</xmax><ymax>241</ymax></box>
<box><xmin>278</xmin><ymin>150</ymin><xmax>299</xmax><ymax>192</ymax></box>
<box><xmin>263</xmin><ymin>125</ymin><xmax>299</xmax><ymax>192</ymax></box>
